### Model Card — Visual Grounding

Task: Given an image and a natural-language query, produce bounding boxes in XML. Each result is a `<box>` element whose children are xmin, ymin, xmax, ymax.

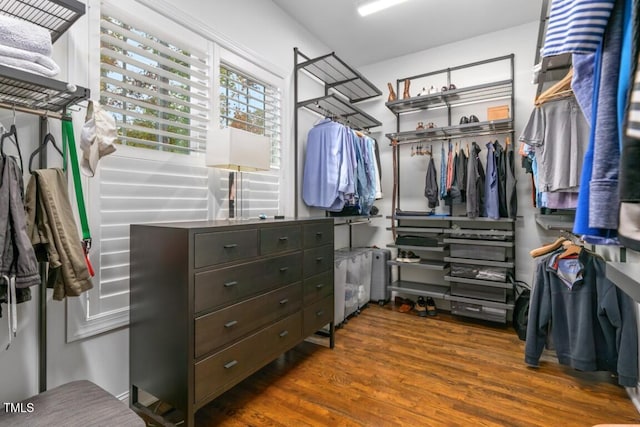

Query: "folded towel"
<box><xmin>0</xmin><ymin>15</ymin><xmax>52</xmax><ymax>57</ymax></box>
<box><xmin>0</xmin><ymin>44</ymin><xmax>60</xmax><ymax>77</ymax></box>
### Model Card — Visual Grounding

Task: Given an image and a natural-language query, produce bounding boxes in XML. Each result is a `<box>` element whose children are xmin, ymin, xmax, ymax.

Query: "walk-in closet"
<box><xmin>0</xmin><ymin>0</ymin><xmax>639</xmax><ymax>426</ymax></box>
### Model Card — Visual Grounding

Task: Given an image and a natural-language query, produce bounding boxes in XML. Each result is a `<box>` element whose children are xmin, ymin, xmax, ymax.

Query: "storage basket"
<box><xmin>449</xmin><ymin>244</ymin><xmax>506</xmax><ymax>261</ymax></box>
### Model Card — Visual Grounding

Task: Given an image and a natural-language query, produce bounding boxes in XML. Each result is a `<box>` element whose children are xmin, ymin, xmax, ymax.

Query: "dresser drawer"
<box><xmin>260</xmin><ymin>225</ymin><xmax>301</xmax><ymax>255</ymax></box>
<box><xmin>303</xmin><ymin>222</ymin><xmax>333</xmax><ymax>248</ymax></box>
<box><xmin>194</xmin><ymin>259</ymin><xmax>265</xmax><ymax>313</ymax></box>
<box><xmin>263</xmin><ymin>252</ymin><xmax>302</xmax><ymax>288</ymax></box>
<box><xmin>303</xmin><ymin>270</ymin><xmax>333</xmax><ymax>305</ymax></box>
<box><xmin>303</xmin><ymin>294</ymin><xmax>333</xmax><ymax>337</ymax></box>
<box><xmin>195</xmin><ymin>282</ymin><xmax>302</xmax><ymax>358</ymax></box>
<box><xmin>194</xmin><ymin>311</ymin><xmax>302</xmax><ymax>405</ymax></box>
<box><xmin>303</xmin><ymin>245</ymin><xmax>334</xmax><ymax>277</ymax></box>
<box><xmin>194</xmin><ymin>230</ymin><xmax>258</xmax><ymax>268</ymax></box>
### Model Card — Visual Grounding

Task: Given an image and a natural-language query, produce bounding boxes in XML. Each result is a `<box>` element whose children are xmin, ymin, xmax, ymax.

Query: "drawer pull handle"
<box><xmin>279</xmin><ymin>298</ymin><xmax>289</xmax><ymax>305</ymax></box>
<box><xmin>223</xmin><ymin>243</ymin><xmax>238</xmax><ymax>249</ymax></box>
<box><xmin>279</xmin><ymin>267</ymin><xmax>289</xmax><ymax>273</ymax></box>
<box><xmin>224</xmin><ymin>281</ymin><xmax>238</xmax><ymax>288</ymax></box>
<box><xmin>466</xmin><ymin>307</ymin><xmax>481</xmax><ymax>312</ymax></box>
<box><xmin>316</xmin><ymin>256</ymin><xmax>324</xmax><ymax>262</ymax></box>
<box><xmin>224</xmin><ymin>320</ymin><xmax>238</xmax><ymax>328</ymax></box>
<box><xmin>316</xmin><ymin>232</ymin><xmax>323</xmax><ymax>237</ymax></box>
<box><xmin>279</xmin><ymin>236</ymin><xmax>289</xmax><ymax>241</ymax></box>
<box><xmin>315</xmin><ymin>283</ymin><xmax>325</xmax><ymax>289</ymax></box>
<box><xmin>316</xmin><ymin>310</ymin><xmax>324</xmax><ymax>317</ymax></box>
<box><xmin>224</xmin><ymin>360</ymin><xmax>238</xmax><ymax>369</ymax></box>
<box><xmin>279</xmin><ymin>330</ymin><xmax>289</xmax><ymax>338</ymax></box>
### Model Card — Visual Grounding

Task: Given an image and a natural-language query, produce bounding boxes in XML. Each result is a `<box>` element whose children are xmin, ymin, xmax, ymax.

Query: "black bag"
<box><xmin>513</xmin><ymin>281</ymin><xmax>530</xmax><ymax>341</ymax></box>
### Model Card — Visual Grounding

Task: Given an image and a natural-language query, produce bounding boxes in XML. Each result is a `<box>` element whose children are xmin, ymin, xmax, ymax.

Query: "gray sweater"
<box><xmin>525</xmin><ymin>250</ymin><xmax>638</xmax><ymax>387</ymax></box>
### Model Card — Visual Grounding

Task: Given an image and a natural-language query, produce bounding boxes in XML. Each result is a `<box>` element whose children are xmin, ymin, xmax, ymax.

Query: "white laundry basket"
<box><xmin>334</xmin><ymin>252</ymin><xmax>348</xmax><ymax>326</ymax></box>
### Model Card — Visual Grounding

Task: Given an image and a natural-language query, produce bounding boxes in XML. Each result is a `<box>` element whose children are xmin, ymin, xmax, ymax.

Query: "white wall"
<box><xmin>320</xmin><ymin>20</ymin><xmax>553</xmax><ymax>285</ymax></box>
<box><xmin>0</xmin><ymin>0</ymin><xmax>329</xmax><ymax>402</ymax></box>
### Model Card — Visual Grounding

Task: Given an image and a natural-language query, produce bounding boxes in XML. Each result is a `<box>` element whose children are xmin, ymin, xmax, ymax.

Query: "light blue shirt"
<box><xmin>302</xmin><ymin>119</ymin><xmax>355</xmax><ymax>211</ymax></box>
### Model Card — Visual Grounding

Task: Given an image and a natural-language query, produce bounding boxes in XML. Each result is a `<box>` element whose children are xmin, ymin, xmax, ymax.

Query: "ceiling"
<box><xmin>272</xmin><ymin>0</ymin><xmax>543</xmax><ymax>67</ymax></box>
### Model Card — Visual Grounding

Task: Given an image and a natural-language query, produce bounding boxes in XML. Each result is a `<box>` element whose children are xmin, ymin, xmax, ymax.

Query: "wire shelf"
<box><xmin>386</xmin><ymin>118</ymin><xmax>513</xmax><ymax>143</ymax></box>
<box><xmin>0</xmin><ymin>64</ymin><xmax>89</xmax><ymax>113</ymax></box>
<box><xmin>385</xmin><ymin>80</ymin><xmax>513</xmax><ymax>114</ymax></box>
<box><xmin>298</xmin><ymin>94</ymin><xmax>382</xmax><ymax>130</ymax></box>
<box><xmin>0</xmin><ymin>0</ymin><xmax>86</xmax><ymax>42</ymax></box>
<box><xmin>297</xmin><ymin>52</ymin><xmax>382</xmax><ymax>103</ymax></box>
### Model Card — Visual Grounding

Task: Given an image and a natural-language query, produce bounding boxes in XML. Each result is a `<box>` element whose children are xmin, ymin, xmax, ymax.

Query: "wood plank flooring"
<box><xmin>188</xmin><ymin>305</ymin><xmax>640</xmax><ymax>426</ymax></box>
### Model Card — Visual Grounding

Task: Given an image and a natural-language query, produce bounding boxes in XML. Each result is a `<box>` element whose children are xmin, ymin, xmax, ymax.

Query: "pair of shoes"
<box><xmin>396</xmin><ymin>250</ymin><xmax>421</xmax><ymax>263</ymax></box>
<box><xmin>427</xmin><ymin>122</ymin><xmax>436</xmax><ymax>129</ymax></box>
<box><xmin>441</xmin><ymin>83</ymin><xmax>457</xmax><ymax>92</ymax></box>
<box><xmin>459</xmin><ymin>115</ymin><xmax>480</xmax><ymax>125</ymax></box>
<box><xmin>415</xmin><ymin>296</ymin><xmax>427</xmax><ymax>317</ymax></box>
<box><xmin>416</xmin><ymin>121</ymin><xmax>425</xmax><ymax>130</ymax></box>
<box><xmin>426</xmin><ymin>297</ymin><xmax>437</xmax><ymax>316</ymax></box>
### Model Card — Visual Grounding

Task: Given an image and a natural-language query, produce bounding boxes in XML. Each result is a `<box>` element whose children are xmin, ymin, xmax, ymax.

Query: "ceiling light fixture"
<box><xmin>357</xmin><ymin>0</ymin><xmax>410</xmax><ymax>17</ymax></box>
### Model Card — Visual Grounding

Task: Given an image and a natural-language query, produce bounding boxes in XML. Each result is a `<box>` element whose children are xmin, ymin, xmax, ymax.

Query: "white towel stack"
<box><xmin>0</xmin><ymin>14</ymin><xmax>60</xmax><ymax>77</ymax></box>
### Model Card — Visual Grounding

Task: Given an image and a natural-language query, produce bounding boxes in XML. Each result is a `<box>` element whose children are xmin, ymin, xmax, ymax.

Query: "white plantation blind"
<box><xmin>218</xmin><ymin>63</ymin><xmax>282</xmax><ymax>218</ymax></box>
<box><xmin>68</xmin><ymin>2</ymin><xmax>212</xmax><ymax>341</ymax></box>
<box><xmin>95</xmin><ymin>154</ymin><xmax>209</xmax><ymax>315</ymax></box>
<box><xmin>100</xmin><ymin>13</ymin><xmax>209</xmax><ymax>153</ymax></box>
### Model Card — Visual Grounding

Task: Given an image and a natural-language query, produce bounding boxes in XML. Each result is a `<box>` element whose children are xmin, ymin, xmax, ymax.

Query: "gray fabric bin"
<box><xmin>449</xmin><ymin>244</ymin><xmax>506</xmax><ymax>261</ymax></box>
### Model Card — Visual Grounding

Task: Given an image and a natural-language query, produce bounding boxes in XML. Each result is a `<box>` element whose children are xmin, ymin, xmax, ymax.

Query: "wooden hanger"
<box><xmin>557</xmin><ymin>240</ymin><xmax>582</xmax><ymax>260</ymax></box>
<box><xmin>529</xmin><ymin>236</ymin><xmax>567</xmax><ymax>258</ymax></box>
<box><xmin>535</xmin><ymin>68</ymin><xmax>574</xmax><ymax>106</ymax></box>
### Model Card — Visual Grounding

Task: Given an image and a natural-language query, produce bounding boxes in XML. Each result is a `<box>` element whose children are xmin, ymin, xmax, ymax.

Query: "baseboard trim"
<box><xmin>625</xmin><ymin>386</ymin><xmax>640</xmax><ymax>414</ymax></box>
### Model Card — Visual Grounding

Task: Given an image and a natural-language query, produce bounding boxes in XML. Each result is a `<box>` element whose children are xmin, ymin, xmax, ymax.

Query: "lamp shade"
<box><xmin>206</xmin><ymin>127</ymin><xmax>271</xmax><ymax>171</ymax></box>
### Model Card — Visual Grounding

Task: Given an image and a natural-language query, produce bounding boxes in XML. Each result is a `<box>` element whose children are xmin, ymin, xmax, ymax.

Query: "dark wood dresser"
<box><xmin>129</xmin><ymin>218</ymin><xmax>334</xmax><ymax>426</ymax></box>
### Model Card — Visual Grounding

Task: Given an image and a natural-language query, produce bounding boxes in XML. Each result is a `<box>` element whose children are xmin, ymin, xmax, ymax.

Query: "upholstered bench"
<box><xmin>0</xmin><ymin>380</ymin><xmax>144</xmax><ymax>427</ymax></box>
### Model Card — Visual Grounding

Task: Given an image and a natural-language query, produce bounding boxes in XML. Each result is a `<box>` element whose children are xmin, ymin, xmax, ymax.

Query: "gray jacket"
<box><xmin>424</xmin><ymin>156</ymin><xmax>438</xmax><ymax>209</ymax></box>
<box><xmin>525</xmin><ymin>250</ymin><xmax>638</xmax><ymax>387</ymax></box>
<box><xmin>0</xmin><ymin>156</ymin><xmax>40</xmax><ymax>288</ymax></box>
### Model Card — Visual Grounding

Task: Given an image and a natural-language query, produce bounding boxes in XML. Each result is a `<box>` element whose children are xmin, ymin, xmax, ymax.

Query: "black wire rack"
<box><xmin>0</xmin><ymin>0</ymin><xmax>85</xmax><ymax>42</ymax></box>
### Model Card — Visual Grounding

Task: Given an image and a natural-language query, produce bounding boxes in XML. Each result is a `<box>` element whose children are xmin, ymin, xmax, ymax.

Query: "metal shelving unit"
<box><xmin>386</xmin><ymin>118</ymin><xmax>514</xmax><ymax>144</ymax></box>
<box><xmin>293</xmin><ymin>47</ymin><xmax>382</xmax><ymax>218</ymax></box>
<box><xmin>0</xmin><ymin>0</ymin><xmax>90</xmax><ymax>394</ymax></box>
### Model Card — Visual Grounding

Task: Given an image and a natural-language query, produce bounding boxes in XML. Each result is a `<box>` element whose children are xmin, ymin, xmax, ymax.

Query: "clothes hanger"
<box><xmin>535</xmin><ymin>68</ymin><xmax>574</xmax><ymax>106</ymax></box>
<box><xmin>29</xmin><ymin>115</ymin><xmax>63</xmax><ymax>173</ymax></box>
<box><xmin>0</xmin><ymin>107</ymin><xmax>24</xmax><ymax>174</ymax></box>
<box><xmin>557</xmin><ymin>241</ymin><xmax>582</xmax><ymax>260</ymax></box>
<box><xmin>529</xmin><ymin>236</ymin><xmax>567</xmax><ymax>258</ymax></box>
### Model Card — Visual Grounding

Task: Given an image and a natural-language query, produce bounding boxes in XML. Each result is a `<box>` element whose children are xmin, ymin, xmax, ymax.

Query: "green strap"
<box><xmin>62</xmin><ymin>119</ymin><xmax>91</xmax><ymax>243</ymax></box>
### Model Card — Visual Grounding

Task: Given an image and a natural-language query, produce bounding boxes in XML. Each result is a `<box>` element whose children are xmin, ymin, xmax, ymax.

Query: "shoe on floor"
<box><xmin>398</xmin><ymin>298</ymin><xmax>414</xmax><ymax>313</ymax></box>
<box><xmin>415</xmin><ymin>296</ymin><xmax>427</xmax><ymax>317</ymax></box>
<box><xmin>405</xmin><ymin>251</ymin><xmax>421</xmax><ymax>263</ymax></box>
<box><xmin>396</xmin><ymin>250</ymin><xmax>407</xmax><ymax>262</ymax></box>
<box><xmin>426</xmin><ymin>297</ymin><xmax>437</xmax><ymax>316</ymax></box>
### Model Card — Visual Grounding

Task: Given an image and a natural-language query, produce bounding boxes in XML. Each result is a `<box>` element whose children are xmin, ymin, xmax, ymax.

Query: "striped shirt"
<box><xmin>627</xmin><ymin>53</ymin><xmax>640</xmax><ymax>139</ymax></box>
<box><xmin>542</xmin><ymin>0</ymin><xmax>615</xmax><ymax>57</ymax></box>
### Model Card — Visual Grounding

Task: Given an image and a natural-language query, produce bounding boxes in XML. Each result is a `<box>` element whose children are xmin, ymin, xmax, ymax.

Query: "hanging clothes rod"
<box><xmin>0</xmin><ymin>102</ymin><xmax>68</xmax><ymax>120</ymax></box>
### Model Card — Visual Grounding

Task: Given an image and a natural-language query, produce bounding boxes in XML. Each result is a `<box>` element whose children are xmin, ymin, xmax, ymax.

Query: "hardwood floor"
<box><xmin>187</xmin><ymin>305</ymin><xmax>640</xmax><ymax>426</ymax></box>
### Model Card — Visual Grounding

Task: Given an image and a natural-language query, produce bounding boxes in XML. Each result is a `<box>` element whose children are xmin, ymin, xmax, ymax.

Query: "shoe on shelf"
<box><xmin>405</xmin><ymin>251</ymin><xmax>421</xmax><ymax>263</ymax></box>
<box><xmin>415</xmin><ymin>296</ymin><xmax>427</xmax><ymax>317</ymax></box>
<box><xmin>426</xmin><ymin>297</ymin><xmax>437</xmax><ymax>316</ymax></box>
<box><xmin>396</xmin><ymin>250</ymin><xmax>408</xmax><ymax>262</ymax></box>
<box><xmin>469</xmin><ymin>114</ymin><xmax>479</xmax><ymax>123</ymax></box>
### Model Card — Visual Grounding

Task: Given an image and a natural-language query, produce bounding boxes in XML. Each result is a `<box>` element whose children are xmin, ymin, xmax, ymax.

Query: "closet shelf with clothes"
<box><xmin>0</xmin><ymin>0</ymin><xmax>89</xmax><ymax>116</ymax></box>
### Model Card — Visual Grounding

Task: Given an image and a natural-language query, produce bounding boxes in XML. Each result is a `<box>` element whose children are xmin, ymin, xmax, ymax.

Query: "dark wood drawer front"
<box><xmin>263</xmin><ymin>252</ymin><xmax>302</xmax><ymax>288</ymax></box>
<box><xmin>303</xmin><ymin>270</ymin><xmax>334</xmax><ymax>305</ymax></box>
<box><xmin>195</xmin><ymin>312</ymin><xmax>302</xmax><ymax>405</ymax></box>
<box><xmin>303</xmin><ymin>245</ymin><xmax>333</xmax><ymax>278</ymax></box>
<box><xmin>260</xmin><ymin>225</ymin><xmax>301</xmax><ymax>255</ymax></box>
<box><xmin>194</xmin><ymin>230</ymin><xmax>258</xmax><ymax>268</ymax></box>
<box><xmin>194</xmin><ymin>259</ymin><xmax>266</xmax><ymax>313</ymax></box>
<box><xmin>303</xmin><ymin>222</ymin><xmax>333</xmax><ymax>248</ymax></box>
<box><xmin>195</xmin><ymin>283</ymin><xmax>302</xmax><ymax>358</ymax></box>
<box><xmin>303</xmin><ymin>295</ymin><xmax>334</xmax><ymax>337</ymax></box>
